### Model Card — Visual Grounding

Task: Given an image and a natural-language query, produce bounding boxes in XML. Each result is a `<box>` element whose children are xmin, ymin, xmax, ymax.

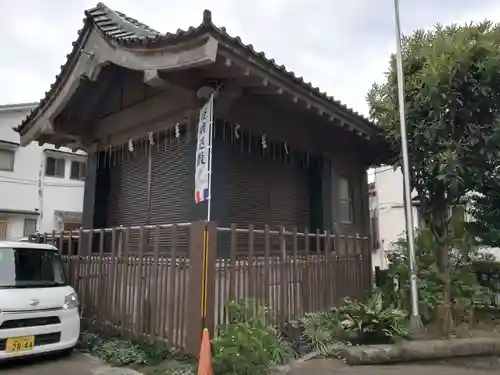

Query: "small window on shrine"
<box><xmin>339</xmin><ymin>176</ymin><xmax>354</xmax><ymax>224</ymax></box>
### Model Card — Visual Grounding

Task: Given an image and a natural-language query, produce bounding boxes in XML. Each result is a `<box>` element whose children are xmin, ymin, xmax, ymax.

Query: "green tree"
<box><xmin>367</xmin><ymin>22</ymin><xmax>500</xmax><ymax>332</ymax></box>
<box><xmin>469</xmin><ymin>171</ymin><xmax>500</xmax><ymax>247</ymax></box>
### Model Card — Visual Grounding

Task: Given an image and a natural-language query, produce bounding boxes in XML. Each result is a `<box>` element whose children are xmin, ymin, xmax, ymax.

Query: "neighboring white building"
<box><xmin>370</xmin><ymin>166</ymin><xmax>500</xmax><ymax>269</ymax></box>
<box><xmin>0</xmin><ymin>102</ymin><xmax>86</xmax><ymax>240</ymax></box>
<box><xmin>370</xmin><ymin>166</ymin><xmax>420</xmax><ymax>270</ymax></box>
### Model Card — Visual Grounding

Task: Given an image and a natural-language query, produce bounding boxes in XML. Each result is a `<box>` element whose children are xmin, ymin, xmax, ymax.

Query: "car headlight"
<box><xmin>63</xmin><ymin>292</ymin><xmax>79</xmax><ymax>310</ymax></box>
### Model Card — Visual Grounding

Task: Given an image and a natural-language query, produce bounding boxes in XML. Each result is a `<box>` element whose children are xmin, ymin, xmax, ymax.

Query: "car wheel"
<box><xmin>60</xmin><ymin>347</ymin><xmax>74</xmax><ymax>357</ymax></box>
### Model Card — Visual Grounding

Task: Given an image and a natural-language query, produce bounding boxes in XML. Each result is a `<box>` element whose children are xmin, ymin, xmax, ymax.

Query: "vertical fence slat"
<box><xmin>304</xmin><ymin>228</ymin><xmax>311</xmax><ymax>312</ymax></box>
<box><xmin>229</xmin><ymin>224</ymin><xmax>237</xmax><ymax>302</ymax></box>
<box><xmin>167</xmin><ymin>225</ymin><xmax>178</xmax><ymax>345</ymax></box>
<box><xmin>292</xmin><ymin>228</ymin><xmax>299</xmax><ymax>318</ymax></box>
<box><xmin>264</xmin><ymin>225</ymin><xmax>270</xmax><ymax>309</ymax></box>
<box><xmin>159</xmin><ymin>244</ymin><xmax>167</xmax><ymax>342</ymax></box>
<box><xmin>123</xmin><ymin>228</ymin><xmax>131</xmax><ymax>337</ymax></box>
<box><xmin>151</xmin><ymin>225</ymin><xmax>160</xmax><ymax>342</ymax></box>
<box><xmin>279</xmin><ymin>226</ymin><xmax>287</xmax><ymax>327</ymax></box>
<box><xmin>67</xmin><ymin>230</ymin><xmax>73</xmax><ymax>285</ymax></box>
<box><xmin>75</xmin><ymin>228</ymin><xmax>83</xmax><ymax>295</ymax></box>
<box><xmin>83</xmin><ymin>230</ymin><xmax>93</xmax><ymax>319</ymax></box>
<box><xmin>248</xmin><ymin>225</ymin><xmax>255</xmax><ymax>301</ymax></box>
<box><xmin>314</xmin><ymin>230</ymin><xmax>320</xmax><ymax>311</ymax></box>
<box><xmin>110</xmin><ymin>228</ymin><xmax>117</xmax><ymax>331</ymax></box>
<box><xmin>137</xmin><ymin>226</ymin><xmax>145</xmax><ymax>338</ymax></box>
<box><xmin>98</xmin><ymin>230</ymin><xmax>105</xmax><ymax>332</ymax></box>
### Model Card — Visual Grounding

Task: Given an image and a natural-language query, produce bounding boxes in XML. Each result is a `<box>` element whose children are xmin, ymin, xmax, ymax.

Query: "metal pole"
<box><xmin>206</xmin><ymin>94</ymin><xmax>215</xmax><ymax>222</ymax></box>
<box><xmin>393</xmin><ymin>0</ymin><xmax>420</xmax><ymax>320</ymax></box>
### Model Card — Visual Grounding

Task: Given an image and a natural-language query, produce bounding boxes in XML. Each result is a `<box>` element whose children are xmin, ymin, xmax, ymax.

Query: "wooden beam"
<box><xmin>143</xmin><ymin>70</ymin><xmax>164</xmax><ymax>88</ymax></box>
<box><xmin>214</xmin><ymin>85</ymin><xmax>243</xmax><ymax>118</ymax></box>
<box><xmin>94</xmin><ymin>93</ymin><xmax>191</xmax><ymax>140</ymax></box>
<box><xmin>143</xmin><ymin>70</ymin><xmax>197</xmax><ymax>106</ymax></box>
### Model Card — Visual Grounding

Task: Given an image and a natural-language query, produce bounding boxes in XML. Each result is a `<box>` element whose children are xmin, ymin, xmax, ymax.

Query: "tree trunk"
<box><xmin>435</xmin><ymin>234</ymin><xmax>454</xmax><ymax>334</ymax></box>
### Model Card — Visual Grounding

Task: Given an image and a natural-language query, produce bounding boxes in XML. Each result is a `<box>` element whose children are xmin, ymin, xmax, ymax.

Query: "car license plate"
<box><xmin>5</xmin><ymin>336</ymin><xmax>35</xmax><ymax>353</ymax></box>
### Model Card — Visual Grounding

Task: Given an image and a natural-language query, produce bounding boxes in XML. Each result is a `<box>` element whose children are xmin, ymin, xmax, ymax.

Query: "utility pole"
<box><xmin>392</xmin><ymin>0</ymin><xmax>423</xmax><ymax>333</ymax></box>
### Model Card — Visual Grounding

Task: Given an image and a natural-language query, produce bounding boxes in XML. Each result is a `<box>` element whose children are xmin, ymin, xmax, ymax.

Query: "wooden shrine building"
<box><xmin>16</xmin><ymin>3</ymin><xmax>388</xmax><ymax>249</ymax></box>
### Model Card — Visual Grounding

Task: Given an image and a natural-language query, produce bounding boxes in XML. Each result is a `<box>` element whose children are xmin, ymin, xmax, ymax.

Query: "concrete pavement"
<box><xmin>287</xmin><ymin>357</ymin><xmax>500</xmax><ymax>375</ymax></box>
<box><xmin>0</xmin><ymin>352</ymin><xmax>143</xmax><ymax>375</ymax></box>
<box><xmin>3</xmin><ymin>352</ymin><xmax>499</xmax><ymax>375</ymax></box>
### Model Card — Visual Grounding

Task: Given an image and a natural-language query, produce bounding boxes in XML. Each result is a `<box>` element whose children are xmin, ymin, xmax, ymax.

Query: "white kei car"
<box><xmin>0</xmin><ymin>241</ymin><xmax>80</xmax><ymax>359</ymax></box>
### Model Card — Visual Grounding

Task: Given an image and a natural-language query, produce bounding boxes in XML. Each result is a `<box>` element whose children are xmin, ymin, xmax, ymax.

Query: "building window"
<box><xmin>70</xmin><ymin>161</ymin><xmax>86</xmax><ymax>180</ymax></box>
<box><xmin>370</xmin><ymin>212</ymin><xmax>380</xmax><ymax>249</ymax></box>
<box><xmin>339</xmin><ymin>176</ymin><xmax>354</xmax><ymax>224</ymax></box>
<box><xmin>23</xmin><ymin>218</ymin><xmax>37</xmax><ymax>237</ymax></box>
<box><xmin>0</xmin><ymin>149</ymin><xmax>15</xmax><ymax>172</ymax></box>
<box><xmin>0</xmin><ymin>219</ymin><xmax>8</xmax><ymax>240</ymax></box>
<box><xmin>45</xmin><ymin>157</ymin><xmax>65</xmax><ymax>178</ymax></box>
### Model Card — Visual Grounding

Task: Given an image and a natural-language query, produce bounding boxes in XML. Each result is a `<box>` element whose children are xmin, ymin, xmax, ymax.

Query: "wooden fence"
<box><xmin>32</xmin><ymin>221</ymin><xmax>371</xmax><ymax>355</ymax></box>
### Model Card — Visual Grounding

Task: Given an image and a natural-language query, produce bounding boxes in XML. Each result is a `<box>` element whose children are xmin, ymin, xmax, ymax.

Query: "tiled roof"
<box><xmin>17</xmin><ymin>2</ymin><xmax>376</xmax><ymax>134</ymax></box>
<box><xmin>85</xmin><ymin>3</ymin><xmax>161</xmax><ymax>40</ymax></box>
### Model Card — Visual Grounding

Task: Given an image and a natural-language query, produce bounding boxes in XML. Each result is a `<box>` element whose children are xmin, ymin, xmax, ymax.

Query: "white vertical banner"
<box><xmin>194</xmin><ymin>95</ymin><xmax>214</xmax><ymax>204</ymax></box>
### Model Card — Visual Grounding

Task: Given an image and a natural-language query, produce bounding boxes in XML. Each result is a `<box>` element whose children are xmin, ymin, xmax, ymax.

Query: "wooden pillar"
<box><xmin>82</xmin><ymin>152</ymin><xmax>97</xmax><ymax>231</ymax></box>
<box><xmin>185</xmin><ymin>221</ymin><xmax>217</xmax><ymax>356</ymax></box>
<box><xmin>81</xmin><ymin>151</ymin><xmax>110</xmax><ymax>255</ymax></box>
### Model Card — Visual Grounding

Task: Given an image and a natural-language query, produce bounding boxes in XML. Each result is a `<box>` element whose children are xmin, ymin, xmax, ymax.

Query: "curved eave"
<box><xmin>17</xmin><ymin>22</ymin><xmax>92</xmax><ymax>143</ymax></box>
<box><xmin>17</xmin><ymin>27</ymin><xmax>218</xmax><ymax>146</ymax></box>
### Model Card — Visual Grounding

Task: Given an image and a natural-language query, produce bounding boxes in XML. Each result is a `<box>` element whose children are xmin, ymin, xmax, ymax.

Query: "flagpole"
<box><xmin>392</xmin><ymin>0</ymin><xmax>422</xmax><ymax>331</ymax></box>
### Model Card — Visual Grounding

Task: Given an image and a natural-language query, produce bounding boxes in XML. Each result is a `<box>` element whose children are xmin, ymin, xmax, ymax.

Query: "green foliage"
<box><xmin>211</xmin><ymin>299</ymin><xmax>294</xmax><ymax>375</ymax></box>
<box><xmin>469</xmin><ymin>181</ymin><xmax>500</xmax><ymax>247</ymax></box>
<box><xmin>78</xmin><ymin>332</ymin><xmax>177</xmax><ymax>367</ymax></box>
<box><xmin>338</xmin><ymin>291</ymin><xmax>409</xmax><ymax>344</ymax></box>
<box><xmin>368</xmin><ymin>21</ymin><xmax>500</xmax><ymax>330</ymax></box>
<box><xmin>299</xmin><ymin>310</ymin><xmax>344</xmax><ymax>354</ymax></box>
<box><xmin>368</xmin><ymin>22</ymin><xmax>500</xmax><ymax>208</ymax></box>
<box><xmin>300</xmin><ymin>291</ymin><xmax>408</xmax><ymax>350</ymax></box>
<box><xmin>382</xmin><ymin>226</ymin><xmax>494</xmax><ymax>323</ymax></box>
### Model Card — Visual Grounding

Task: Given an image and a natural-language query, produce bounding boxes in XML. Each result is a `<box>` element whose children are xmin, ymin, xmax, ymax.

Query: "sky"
<box><xmin>1</xmin><ymin>0</ymin><xmax>500</xmax><ymax>117</ymax></box>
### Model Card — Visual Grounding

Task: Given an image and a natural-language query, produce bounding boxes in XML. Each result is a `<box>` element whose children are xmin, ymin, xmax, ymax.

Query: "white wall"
<box><xmin>371</xmin><ymin>166</ymin><xmax>419</xmax><ymax>269</ymax></box>
<box><xmin>0</xmin><ymin>104</ymin><xmax>85</xmax><ymax>239</ymax></box>
<box><xmin>371</xmin><ymin>166</ymin><xmax>500</xmax><ymax>268</ymax></box>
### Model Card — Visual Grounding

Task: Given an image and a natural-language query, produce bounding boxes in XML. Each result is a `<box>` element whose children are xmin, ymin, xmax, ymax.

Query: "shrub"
<box><xmin>338</xmin><ymin>291</ymin><xmax>409</xmax><ymax>344</ymax></box>
<box><xmin>78</xmin><ymin>331</ymin><xmax>186</xmax><ymax>368</ymax></box>
<box><xmin>300</xmin><ymin>291</ymin><xmax>409</xmax><ymax>348</ymax></box>
<box><xmin>299</xmin><ymin>310</ymin><xmax>343</xmax><ymax>354</ymax></box>
<box><xmin>382</xmin><ymin>226</ymin><xmax>496</xmax><ymax>324</ymax></box>
<box><xmin>79</xmin><ymin>332</ymin><xmax>150</xmax><ymax>366</ymax></box>
<box><xmin>212</xmin><ymin>299</ymin><xmax>294</xmax><ymax>375</ymax></box>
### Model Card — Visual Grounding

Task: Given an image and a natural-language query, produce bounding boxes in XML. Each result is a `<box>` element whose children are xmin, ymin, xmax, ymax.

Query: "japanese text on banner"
<box><xmin>194</xmin><ymin>96</ymin><xmax>213</xmax><ymax>204</ymax></box>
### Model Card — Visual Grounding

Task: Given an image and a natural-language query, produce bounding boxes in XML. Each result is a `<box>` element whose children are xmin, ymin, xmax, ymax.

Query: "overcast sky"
<box><xmin>1</xmin><ymin>0</ymin><xmax>500</xmax><ymax>116</ymax></box>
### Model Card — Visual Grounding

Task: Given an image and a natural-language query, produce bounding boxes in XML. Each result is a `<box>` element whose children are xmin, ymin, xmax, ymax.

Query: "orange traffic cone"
<box><xmin>197</xmin><ymin>328</ymin><xmax>214</xmax><ymax>375</ymax></box>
